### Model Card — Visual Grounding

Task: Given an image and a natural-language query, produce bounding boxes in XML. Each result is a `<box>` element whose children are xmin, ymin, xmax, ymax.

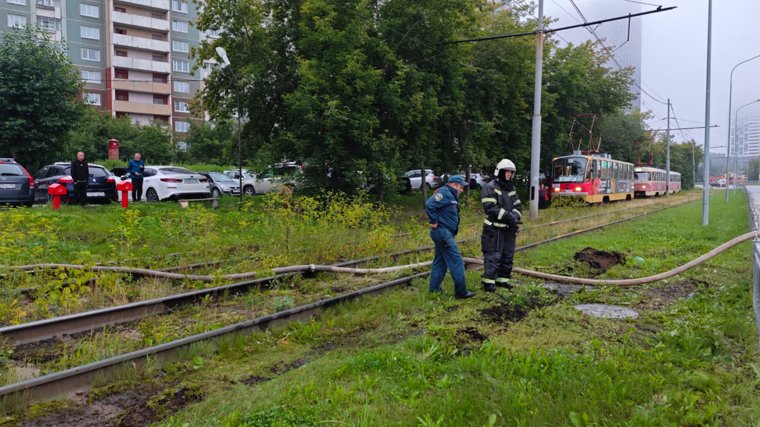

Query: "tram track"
<box><xmin>0</xmin><ymin>193</ymin><xmax>701</xmax><ymax>407</ymax></box>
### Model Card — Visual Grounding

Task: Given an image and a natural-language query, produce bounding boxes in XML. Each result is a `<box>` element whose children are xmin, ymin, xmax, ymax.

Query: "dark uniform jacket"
<box><xmin>425</xmin><ymin>185</ymin><xmax>461</xmax><ymax>236</ymax></box>
<box><xmin>481</xmin><ymin>179</ymin><xmax>522</xmax><ymax>229</ymax></box>
<box><xmin>70</xmin><ymin>160</ymin><xmax>89</xmax><ymax>183</ymax></box>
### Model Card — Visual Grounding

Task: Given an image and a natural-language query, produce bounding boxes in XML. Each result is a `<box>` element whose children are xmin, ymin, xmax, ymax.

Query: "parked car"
<box><xmin>141</xmin><ymin>166</ymin><xmax>210</xmax><ymax>202</ymax></box>
<box><xmin>0</xmin><ymin>158</ymin><xmax>35</xmax><ymax>206</ymax></box>
<box><xmin>224</xmin><ymin>164</ymin><xmax>301</xmax><ymax>195</ymax></box>
<box><xmin>401</xmin><ymin>169</ymin><xmax>439</xmax><ymax>192</ymax></box>
<box><xmin>33</xmin><ymin>162</ymin><xmax>117</xmax><ymax>204</ymax></box>
<box><xmin>198</xmin><ymin>172</ymin><xmax>240</xmax><ymax>198</ymax></box>
<box><xmin>469</xmin><ymin>173</ymin><xmax>490</xmax><ymax>190</ymax></box>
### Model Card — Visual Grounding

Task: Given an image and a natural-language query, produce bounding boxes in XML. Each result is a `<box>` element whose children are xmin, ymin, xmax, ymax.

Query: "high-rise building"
<box><xmin>734</xmin><ymin>104</ymin><xmax>760</xmax><ymax>158</ymax></box>
<box><xmin>1</xmin><ymin>0</ymin><xmax>205</xmax><ymax>146</ymax></box>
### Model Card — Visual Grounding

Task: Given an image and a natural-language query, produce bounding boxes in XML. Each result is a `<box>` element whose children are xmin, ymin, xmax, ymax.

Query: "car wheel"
<box><xmin>146</xmin><ymin>188</ymin><xmax>159</xmax><ymax>202</ymax></box>
<box><xmin>243</xmin><ymin>185</ymin><xmax>255</xmax><ymax>196</ymax></box>
<box><xmin>211</xmin><ymin>188</ymin><xmax>221</xmax><ymax>198</ymax></box>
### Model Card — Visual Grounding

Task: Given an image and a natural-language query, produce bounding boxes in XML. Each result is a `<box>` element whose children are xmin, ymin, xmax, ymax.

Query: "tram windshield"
<box><xmin>553</xmin><ymin>157</ymin><xmax>587</xmax><ymax>183</ymax></box>
<box><xmin>635</xmin><ymin>172</ymin><xmax>649</xmax><ymax>181</ymax></box>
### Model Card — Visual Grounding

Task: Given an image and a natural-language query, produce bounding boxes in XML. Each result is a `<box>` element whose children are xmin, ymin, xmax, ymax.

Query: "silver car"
<box><xmin>199</xmin><ymin>172</ymin><xmax>240</xmax><ymax>198</ymax></box>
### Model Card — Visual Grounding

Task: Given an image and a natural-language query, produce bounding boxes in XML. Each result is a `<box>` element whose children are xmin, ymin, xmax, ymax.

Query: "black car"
<box><xmin>33</xmin><ymin>163</ymin><xmax>117</xmax><ymax>204</ymax></box>
<box><xmin>0</xmin><ymin>158</ymin><xmax>35</xmax><ymax>206</ymax></box>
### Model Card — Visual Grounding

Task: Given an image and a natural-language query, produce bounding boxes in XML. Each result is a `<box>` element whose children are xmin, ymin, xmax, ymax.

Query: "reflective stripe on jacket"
<box><xmin>481</xmin><ymin>179</ymin><xmax>521</xmax><ymax>228</ymax></box>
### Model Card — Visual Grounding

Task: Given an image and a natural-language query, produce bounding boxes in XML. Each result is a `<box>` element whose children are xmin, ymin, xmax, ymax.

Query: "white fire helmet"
<box><xmin>494</xmin><ymin>159</ymin><xmax>516</xmax><ymax>176</ymax></box>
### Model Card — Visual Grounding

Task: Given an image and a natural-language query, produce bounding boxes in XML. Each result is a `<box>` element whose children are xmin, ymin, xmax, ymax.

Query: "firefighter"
<box><xmin>425</xmin><ymin>175</ymin><xmax>476</xmax><ymax>299</ymax></box>
<box><xmin>480</xmin><ymin>159</ymin><xmax>522</xmax><ymax>292</ymax></box>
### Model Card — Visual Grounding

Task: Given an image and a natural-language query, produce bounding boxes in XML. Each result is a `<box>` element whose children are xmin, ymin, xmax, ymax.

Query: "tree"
<box><xmin>66</xmin><ymin>106</ymin><xmax>176</xmax><ymax>164</ymax></box>
<box><xmin>0</xmin><ymin>26</ymin><xmax>82</xmax><ymax>169</ymax></box>
<box><xmin>186</xmin><ymin>120</ymin><xmax>237</xmax><ymax>164</ymax></box>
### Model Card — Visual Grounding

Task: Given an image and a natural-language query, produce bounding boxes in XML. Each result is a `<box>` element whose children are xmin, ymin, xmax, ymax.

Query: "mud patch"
<box><xmin>637</xmin><ymin>280</ymin><xmax>699</xmax><ymax>310</ymax></box>
<box><xmin>242</xmin><ymin>375</ymin><xmax>271</xmax><ymax>385</ymax></box>
<box><xmin>574</xmin><ymin>247</ymin><xmax>624</xmax><ymax>273</ymax></box>
<box><xmin>11</xmin><ymin>336</ymin><xmax>74</xmax><ymax>363</ymax></box>
<box><xmin>480</xmin><ymin>303</ymin><xmax>531</xmax><ymax>323</ymax></box>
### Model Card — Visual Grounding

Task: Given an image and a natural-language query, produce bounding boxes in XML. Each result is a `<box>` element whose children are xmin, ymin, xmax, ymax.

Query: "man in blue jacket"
<box><xmin>127</xmin><ymin>152</ymin><xmax>144</xmax><ymax>201</ymax></box>
<box><xmin>425</xmin><ymin>175</ymin><xmax>475</xmax><ymax>299</ymax></box>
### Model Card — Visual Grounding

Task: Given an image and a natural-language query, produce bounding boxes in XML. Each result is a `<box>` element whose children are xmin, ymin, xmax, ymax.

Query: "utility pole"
<box><xmin>529</xmin><ymin>0</ymin><xmax>544</xmax><ymax>221</ymax></box>
<box><xmin>702</xmin><ymin>0</ymin><xmax>712</xmax><ymax>226</ymax></box>
<box><xmin>666</xmin><ymin>98</ymin><xmax>671</xmax><ymax>195</ymax></box>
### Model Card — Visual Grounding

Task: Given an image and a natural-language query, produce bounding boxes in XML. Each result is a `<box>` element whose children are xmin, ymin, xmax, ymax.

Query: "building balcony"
<box><xmin>112</xmin><ymin>55</ymin><xmax>170</xmax><ymax>73</ymax></box>
<box><xmin>114</xmin><ymin>100</ymin><xmax>171</xmax><ymax>116</ymax></box>
<box><xmin>114</xmin><ymin>0</ymin><xmax>169</xmax><ymax>11</ymax></box>
<box><xmin>112</xmin><ymin>33</ymin><xmax>169</xmax><ymax>53</ymax></box>
<box><xmin>111</xmin><ymin>11</ymin><xmax>169</xmax><ymax>32</ymax></box>
<box><xmin>112</xmin><ymin>79</ymin><xmax>170</xmax><ymax>94</ymax></box>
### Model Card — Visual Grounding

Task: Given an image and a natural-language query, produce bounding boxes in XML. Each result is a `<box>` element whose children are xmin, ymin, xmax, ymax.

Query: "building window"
<box><xmin>114</xmin><ymin>6</ymin><xmax>126</xmax><ymax>12</ymax></box>
<box><xmin>172</xmin><ymin>41</ymin><xmax>189</xmax><ymax>53</ymax></box>
<box><xmin>83</xmin><ymin>93</ymin><xmax>101</xmax><ymax>106</ymax></box>
<box><xmin>174</xmin><ymin>100</ymin><xmax>189</xmax><ymax>112</ymax></box>
<box><xmin>171</xmin><ymin>0</ymin><xmax>187</xmax><ymax>12</ymax></box>
<box><xmin>173</xmin><ymin>81</ymin><xmax>189</xmax><ymax>93</ymax></box>
<box><xmin>81</xmin><ymin>48</ymin><xmax>100</xmax><ymax>62</ymax></box>
<box><xmin>152</xmin><ymin>53</ymin><xmax>165</xmax><ymax>62</ymax></box>
<box><xmin>80</xmin><ymin>3</ymin><xmax>98</xmax><ymax>18</ymax></box>
<box><xmin>115</xmin><ymin>68</ymin><xmax>128</xmax><ymax>79</ymax></box>
<box><xmin>172</xmin><ymin>60</ymin><xmax>190</xmax><ymax>73</ymax></box>
<box><xmin>115</xmin><ymin>49</ymin><xmax>128</xmax><ymax>57</ymax></box>
<box><xmin>115</xmin><ymin>28</ymin><xmax>126</xmax><ymax>35</ymax></box>
<box><xmin>7</xmin><ymin>0</ymin><xmax>27</xmax><ymax>6</ymax></box>
<box><xmin>81</xmin><ymin>70</ymin><xmax>101</xmax><ymax>84</ymax></box>
<box><xmin>7</xmin><ymin>14</ymin><xmax>26</xmax><ymax>27</ymax></box>
<box><xmin>80</xmin><ymin>25</ymin><xmax>100</xmax><ymax>40</ymax></box>
<box><xmin>36</xmin><ymin>0</ymin><xmax>55</xmax><ymax>8</ymax></box>
<box><xmin>175</xmin><ymin>121</ymin><xmax>190</xmax><ymax>132</ymax></box>
<box><xmin>153</xmin><ymin>74</ymin><xmax>167</xmax><ymax>83</ymax></box>
<box><xmin>151</xmin><ymin>12</ymin><xmax>163</xmax><ymax>19</ymax></box>
<box><xmin>152</xmin><ymin>33</ymin><xmax>164</xmax><ymax>41</ymax></box>
<box><xmin>37</xmin><ymin>16</ymin><xmax>61</xmax><ymax>31</ymax></box>
<box><xmin>172</xmin><ymin>20</ymin><xmax>188</xmax><ymax>33</ymax></box>
<box><xmin>177</xmin><ymin>141</ymin><xmax>188</xmax><ymax>151</ymax></box>
<box><xmin>115</xmin><ymin>90</ymin><xmax>129</xmax><ymax>101</ymax></box>
<box><xmin>205</xmin><ymin>29</ymin><xmax>219</xmax><ymax>38</ymax></box>
<box><xmin>153</xmin><ymin>95</ymin><xmax>167</xmax><ymax>105</ymax></box>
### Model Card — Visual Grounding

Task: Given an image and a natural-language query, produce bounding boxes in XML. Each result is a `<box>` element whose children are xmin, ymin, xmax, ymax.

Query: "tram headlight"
<box><xmin>574</xmin><ymin>186</ymin><xmax>582</xmax><ymax>192</ymax></box>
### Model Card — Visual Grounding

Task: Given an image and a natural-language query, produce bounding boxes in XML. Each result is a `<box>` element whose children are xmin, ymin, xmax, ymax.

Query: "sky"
<box><xmin>541</xmin><ymin>0</ymin><xmax>760</xmax><ymax>154</ymax></box>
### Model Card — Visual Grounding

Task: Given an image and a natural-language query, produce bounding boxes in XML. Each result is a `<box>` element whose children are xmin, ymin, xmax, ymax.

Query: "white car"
<box><xmin>141</xmin><ymin>166</ymin><xmax>211</xmax><ymax>202</ymax></box>
<box><xmin>224</xmin><ymin>164</ymin><xmax>301</xmax><ymax>195</ymax></box>
<box><xmin>402</xmin><ymin>169</ymin><xmax>439</xmax><ymax>191</ymax></box>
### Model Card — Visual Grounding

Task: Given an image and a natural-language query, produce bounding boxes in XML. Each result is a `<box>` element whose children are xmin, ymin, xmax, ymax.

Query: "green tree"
<box><xmin>66</xmin><ymin>106</ymin><xmax>175</xmax><ymax>164</ymax></box>
<box><xmin>186</xmin><ymin>119</ymin><xmax>236</xmax><ymax>164</ymax></box>
<box><xmin>0</xmin><ymin>26</ymin><xmax>83</xmax><ymax>169</ymax></box>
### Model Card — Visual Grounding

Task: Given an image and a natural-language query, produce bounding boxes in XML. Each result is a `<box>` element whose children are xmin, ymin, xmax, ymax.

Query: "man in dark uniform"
<box><xmin>71</xmin><ymin>151</ymin><xmax>89</xmax><ymax>206</ymax></box>
<box><xmin>425</xmin><ymin>175</ymin><xmax>475</xmax><ymax>299</ymax></box>
<box><xmin>480</xmin><ymin>159</ymin><xmax>522</xmax><ymax>292</ymax></box>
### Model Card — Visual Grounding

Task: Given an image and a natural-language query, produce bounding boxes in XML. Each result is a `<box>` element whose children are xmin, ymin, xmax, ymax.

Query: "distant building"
<box><xmin>734</xmin><ymin>103</ymin><xmax>760</xmax><ymax>158</ymax></box>
<box><xmin>0</xmin><ymin>0</ymin><xmax>209</xmax><ymax>147</ymax></box>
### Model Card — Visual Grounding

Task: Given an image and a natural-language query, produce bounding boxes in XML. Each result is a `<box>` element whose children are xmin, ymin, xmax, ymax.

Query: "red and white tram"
<box><xmin>633</xmin><ymin>167</ymin><xmax>681</xmax><ymax>198</ymax></box>
<box><xmin>551</xmin><ymin>153</ymin><xmax>634</xmax><ymax>204</ymax></box>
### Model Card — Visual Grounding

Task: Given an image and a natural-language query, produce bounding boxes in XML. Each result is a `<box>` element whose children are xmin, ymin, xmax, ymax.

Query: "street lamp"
<box><xmin>733</xmin><ymin>98</ymin><xmax>760</xmax><ymax>187</ymax></box>
<box><xmin>725</xmin><ymin>53</ymin><xmax>760</xmax><ymax>201</ymax></box>
<box><xmin>216</xmin><ymin>46</ymin><xmax>243</xmax><ymax>205</ymax></box>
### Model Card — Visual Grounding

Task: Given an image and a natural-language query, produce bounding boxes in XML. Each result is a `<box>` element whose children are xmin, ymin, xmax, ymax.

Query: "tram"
<box><xmin>633</xmin><ymin>167</ymin><xmax>681</xmax><ymax>197</ymax></box>
<box><xmin>551</xmin><ymin>152</ymin><xmax>634</xmax><ymax>204</ymax></box>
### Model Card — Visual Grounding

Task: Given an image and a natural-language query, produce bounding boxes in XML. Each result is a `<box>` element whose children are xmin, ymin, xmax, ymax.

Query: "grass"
<box><xmin>146</xmin><ymin>191</ymin><xmax>758</xmax><ymax>426</ymax></box>
<box><xmin>5</xmin><ymin>189</ymin><xmax>755</xmax><ymax>425</ymax></box>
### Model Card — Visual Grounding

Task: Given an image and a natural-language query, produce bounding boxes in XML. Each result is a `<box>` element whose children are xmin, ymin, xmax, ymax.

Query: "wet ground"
<box><xmin>573</xmin><ymin>247</ymin><xmax>625</xmax><ymax>273</ymax></box>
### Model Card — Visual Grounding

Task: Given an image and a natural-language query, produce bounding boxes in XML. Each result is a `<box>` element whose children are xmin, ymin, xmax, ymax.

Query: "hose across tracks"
<box><xmin>6</xmin><ymin>230</ymin><xmax>759</xmax><ymax>286</ymax></box>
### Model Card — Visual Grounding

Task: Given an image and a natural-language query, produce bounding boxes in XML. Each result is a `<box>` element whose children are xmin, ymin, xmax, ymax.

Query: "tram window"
<box><xmin>552</xmin><ymin>157</ymin><xmax>588</xmax><ymax>182</ymax></box>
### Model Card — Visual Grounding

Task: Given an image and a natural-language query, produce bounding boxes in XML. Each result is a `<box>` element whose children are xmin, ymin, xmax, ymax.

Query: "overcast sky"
<box><xmin>541</xmin><ymin>0</ymin><xmax>760</xmax><ymax>154</ymax></box>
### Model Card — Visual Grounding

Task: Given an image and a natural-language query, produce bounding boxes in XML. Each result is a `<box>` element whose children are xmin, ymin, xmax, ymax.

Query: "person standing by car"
<box><xmin>127</xmin><ymin>152</ymin><xmax>145</xmax><ymax>201</ymax></box>
<box><xmin>480</xmin><ymin>159</ymin><xmax>522</xmax><ymax>292</ymax></box>
<box><xmin>425</xmin><ymin>175</ymin><xmax>475</xmax><ymax>299</ymax></box>
<box><xmin>70</xmin><ymin>151</ymin><xmax>89</xmax><ymax>205</ymax></box>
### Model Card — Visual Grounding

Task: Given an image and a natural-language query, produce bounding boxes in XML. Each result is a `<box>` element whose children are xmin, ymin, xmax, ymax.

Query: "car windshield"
<box><xmin>64</xmin><ymin>166</ymin><xmax>109</xmax><ymax>177</ymax></box>
<box><xmin>209</xmin><ymin>172</ymin><xmax>234</xmax><ymax>182</ymax></box>
<box><xmin>635</xmin><ymin>172</ymin><xmax>649</xmax><ymax>181</ymax></box>
<box><xmin>0</xmin><ymin>164</ymin><xmax>25</xmax><ymax>176</ymax></box>
<box><xmin>552</xmin><ymin>157</ymin><xmax>587</xmax><ymax>183</ymax></box>
<box><xmin>161</xmin><ymin>167</ymin><xmax>194</xmax><ymax>175</ymax></box>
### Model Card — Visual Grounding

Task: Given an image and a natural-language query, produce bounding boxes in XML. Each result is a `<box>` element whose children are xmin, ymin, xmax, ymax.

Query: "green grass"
<box><xmin>131</xmin><ymin>191</ymin><xmax>759</xmax><ymax>426</ymax></box>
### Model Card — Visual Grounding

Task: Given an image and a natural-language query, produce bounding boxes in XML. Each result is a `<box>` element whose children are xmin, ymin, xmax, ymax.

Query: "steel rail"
<box><xmin>0</xmin><ymin>272</ymin><xmax>429</xmax><ymax>405</ymax></box>
<box><xmin>0</xmin><ymin>249</ymin><xmax>432</xmax><ymax>346</ymax></box>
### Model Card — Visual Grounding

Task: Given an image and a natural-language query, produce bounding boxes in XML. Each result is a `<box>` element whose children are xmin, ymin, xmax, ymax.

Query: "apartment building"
<box><xmin>1</xmin><ymin>0</ymin><xmax>205</xmax><ymax>145</ymax></box>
